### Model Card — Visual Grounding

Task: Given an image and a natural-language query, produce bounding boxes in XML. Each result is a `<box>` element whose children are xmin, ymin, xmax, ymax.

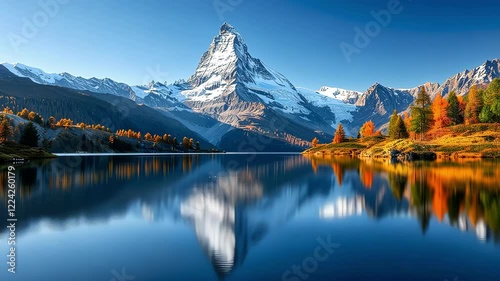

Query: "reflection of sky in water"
<box><xmin>1</xmin><ymin>155</ymin><xmax>499</xmax><ymax>281</ymax></box>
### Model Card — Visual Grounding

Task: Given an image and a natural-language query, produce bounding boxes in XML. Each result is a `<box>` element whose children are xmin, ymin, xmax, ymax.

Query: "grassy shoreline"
<box><xmin>0</xmin><ymin>142</ymin><xmax>56</xmax><ymax>162</ymax></box>
<box><xmin>303</xmin><ymin>124</ymin><xmax>500</xmax><ymax>160</ymax></box>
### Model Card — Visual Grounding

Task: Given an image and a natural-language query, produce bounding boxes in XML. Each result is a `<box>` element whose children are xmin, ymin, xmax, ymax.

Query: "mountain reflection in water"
<box><xmin>0</xmin><ymin>154</ymin><xmax>499</xmax><ymax>280</ymax></box>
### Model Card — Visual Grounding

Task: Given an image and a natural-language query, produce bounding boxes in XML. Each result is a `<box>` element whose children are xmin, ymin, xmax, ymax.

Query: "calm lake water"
<box><xmin>1</xmin><ymin>154</ymin><xmax>499</xmax><ymax>281</ymax></box>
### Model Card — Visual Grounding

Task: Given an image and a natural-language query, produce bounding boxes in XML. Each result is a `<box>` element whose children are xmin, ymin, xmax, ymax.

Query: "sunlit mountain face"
<box><xmin>1</xmin><ymin>155</ymin><xmax>499</xmax><ymax>281</ymax></box>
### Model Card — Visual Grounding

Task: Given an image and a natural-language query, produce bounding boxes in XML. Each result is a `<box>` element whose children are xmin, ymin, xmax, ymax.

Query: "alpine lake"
<box><xmin>1</xmin><ymin>153</ymin><xmax>499</xmax><ymax>281</ymax></box>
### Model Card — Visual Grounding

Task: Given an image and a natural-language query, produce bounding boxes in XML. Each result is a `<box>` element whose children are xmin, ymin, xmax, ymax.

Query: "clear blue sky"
<box><xmin>1</xmin><ymin>0</ymin><xmax>499</xmax><ymax>92</ymax></box>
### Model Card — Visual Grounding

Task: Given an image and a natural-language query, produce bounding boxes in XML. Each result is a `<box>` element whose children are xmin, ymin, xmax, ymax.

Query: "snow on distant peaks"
<box><xmin>2</xmin><ymin>62</ymin><xmax>63</xmax><ymax>84</ymax></box>
<box><xmin>317</xmin><ymin>86</ymin><xmax>363</xmax><ymax>104</ymax></box>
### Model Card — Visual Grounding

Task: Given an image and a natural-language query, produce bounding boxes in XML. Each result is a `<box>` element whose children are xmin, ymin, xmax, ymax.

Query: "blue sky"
<box><xmin>1</xmin><ymin>0</ymin><xmax>499</xmax><ymax>92</ymax></box>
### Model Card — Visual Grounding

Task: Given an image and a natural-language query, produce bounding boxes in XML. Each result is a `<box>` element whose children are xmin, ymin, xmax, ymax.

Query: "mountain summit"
<box><xmin>179</xmin><ymin>23</ymin><xmax>352</xmax><ymax>148</ymax></box>
<box><xmin>186</xmin><ymin>23</ymin><xmax>299</xmax><ymax>108</ymax></box>
<box><xmin>436</xmin><ymin>59</ymin><xmax>500</xmax><ymax>97</ymax></box>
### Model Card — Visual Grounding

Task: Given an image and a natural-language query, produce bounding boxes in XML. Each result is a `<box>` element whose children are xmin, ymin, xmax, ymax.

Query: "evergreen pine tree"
<box><xmin>394</xmin><ymin>115</ymin><xmax>409</xmax><ymax>139</ymax></box>
<box><xmin>480</xmin><ymin>105</ymin><xmax>495</xmax><ymax>123</ymax></box>
<box><xmin>19</xmin><ymin>122</ymin><xmax>40</xmax><ymax>147</ymax></box>
<box><xmin>480</xmin><ymin>78</ymin><xmax>500</xmax><ymax>122</ymax></box>
<box><xmin>410</xmin><ymin>86</ymin><xmax>433</xmax><ymax>141</ymax></box>
<box><xmin>447</xmin><ymin>91</ymin><xmax>461</xmax><ymax>124</ymax></box>
<box><xmin>388</xmin><ymin>110</ymin><xmax>399</xmax><ymax>139</ymax></box>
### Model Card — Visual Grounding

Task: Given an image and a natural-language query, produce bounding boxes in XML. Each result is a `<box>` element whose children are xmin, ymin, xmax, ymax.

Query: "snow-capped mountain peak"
<box><xmin>185</xmin><ymin>23</ymin><xmax>302</xmax><ymax>113</ymax></box>
<box><xmin>317</xmin><ymin>86</ymin><xmax>363</xmax><ymax>104</ymax></box>
<box><xmin>1</xmin><ymin>62</ymin><xmax>137</xmax><ymax>100</ymax></box>
<box><xmin>2</xmin><ymin>62</ymin><xmax>63</xmax><ymax>84</ymax></box>
<box><xmin>436</xmin><ymin>59</ymin><xmax>500</xmax><ymax>96</ymax></box>
<box><xmin>188</xmin><ymin>23</ymin><xmax>247</xmax><ymax>87</ymax></box>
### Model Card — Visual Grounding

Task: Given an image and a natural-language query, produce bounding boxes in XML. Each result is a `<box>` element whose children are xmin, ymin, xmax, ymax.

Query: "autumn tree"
<box><xmin>360</xmin><ymin>120</ymin><xmax>376</xmax><ymax>138</ymax></box>
<box><xmin>46</xmin><ymin>116</ymin><xmax>57</xmax><ymax>129</ymax></box>
<box><xmin>464</xmin><ymin>85</ymin><xmax>483</xmax><ymax>125</ymax></box>
<box><xmin>154</xmin><ymin>135</ymin><xmax>162</xmax><ymax>143</ymax></box>
<box><xmin>410</xmin><ymin>86</ymin><xmax>433</xmax><ymax>141</ymax></box>
<box><xmin>0</xmin><ymin>118</ymin><xmax>13</xmax><ymax>143</ymax></box>
<box><xmin>16</xmin><ymin>108</ymin><xmax>30</xmax><ymax>120</ymax></box>
<box><xmin>19</xmin><ymin>122</ymin><xmax>39</xmax><ymax>147</ymax></box>
<box><xmin>163</xmin><ymin>134</ymin><xmax>171</xmax><ymax>144</ymax></box>
<box><xmin>333</xmin><ymin>124</ymin><xmax>346</xmax><ymax>144</ymax></box>
<box><xmin>3</xmin><ymin>107</ymin><xmax>13</xmax><ymax>114</ymax></box>
<box><xmin>388</xmin><ymin>110</ymin><xmax>399</xmax><ymax>139</ymax></box>
<box><xmin>127</xmin><ymin>129</ymin><xmax>134</xmax><ymax>138</ymax></box>
<box><xmin>458</xmin><ymin>96</ymin><xmax>466</xmax><ymax>121</ymax></box>
<box><xmin>144</xmin><ymin>133</ymin><xmax>153</xmax><ymax>141</ymax></box>
<box><xmin>431</xmin><ymin>93</ymin><xmax>451</xmax><ymax>129</ymax></box>
<box><xmin>28</xmin><ymin>111</ymin><xmax>44</xmax><ymax>125</ymax></box>
<box><xmin>189</xmin><ymin>138</ymin><xmax>194</xmax><ymax>149</ymax></box>
<box><xmin>182</xmin><ymin>137</ymin><xmax>190</xmax><ymax>149</ymax></box>
<box><xmin>447</xmin><ymin>91</ymin><xmax>462</xmax><ymax>125</ymax></box>
<box><xmin>311</xmin><ymin>137</ymin><xmax>319</xmax><ymax>148</ymax></box>
<box><xmin>57</xmin><ymin>118</ymin><xmax>73</xmax><ymax>127</ymax></box>
<box><xmin>403</xmin><ymin>112</ymin><xmax>416</xmax><ymax>140</ymax></box>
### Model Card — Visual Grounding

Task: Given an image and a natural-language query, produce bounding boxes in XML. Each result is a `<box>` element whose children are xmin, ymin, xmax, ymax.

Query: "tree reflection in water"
<box><xmin>306</xmin><ymin>155</ymin><xmax>500</xmax><ymax>242</ymax></box>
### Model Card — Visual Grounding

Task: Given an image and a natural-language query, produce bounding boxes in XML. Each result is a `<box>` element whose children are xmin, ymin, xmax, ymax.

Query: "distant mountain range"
<box><xmin>2</xmin><ymin>23</ymin><xmax>500</xmax><ymax>150</ymax></box>
<box><xmin>0</xmin><ymin>65</ymin><xmax>215</xmax><ymax>150</ymax></box>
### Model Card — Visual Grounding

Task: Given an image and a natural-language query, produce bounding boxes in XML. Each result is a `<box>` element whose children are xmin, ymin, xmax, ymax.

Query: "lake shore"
<box><xmin>0</xmin><ymin>142</ymin><xmax>56</xmax><ymax>163</ymax></box>
<box><xmin>303</xmin><ymin>124</ymin><xmax>500</xmax><ymax>160</ymax></box>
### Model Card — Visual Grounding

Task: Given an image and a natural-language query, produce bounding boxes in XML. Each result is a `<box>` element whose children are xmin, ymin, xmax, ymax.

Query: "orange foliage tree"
<box><xmin>311</xmin><ymin>137</ymin><xmax>319</xmax><ymax>148</ymax></box>
<box><xmin>360</xmin><ymin>120</ymin><xmax>376</xmax><ymax>137</ymax></box>
<box><xmin>431</xmin><ymin>93</ymin><xmax>451</xmax><ymax>129</ymax></box>
<box><xmin>464</xmin><ymin>85</ymin><xmax>483</xmax><ymax>125</ymax></box>
<box><xmin>403</xmin><ymin>112</ymin><xmax>416</xmax><ymax>140</ymax></box>
<box><xmin>359</xmin><ymin>165</ymin><xmax>374</xmax><ymax>189</ymax></box>
<box><xmin>458</xmin><ymin>96</ymin><xmax>466</xmax><ymax>123</ymax></box>
<box><xmin>333</xmin><ymin>124</ymin><xmax>346</xmax><ymax>144</ymax></box>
